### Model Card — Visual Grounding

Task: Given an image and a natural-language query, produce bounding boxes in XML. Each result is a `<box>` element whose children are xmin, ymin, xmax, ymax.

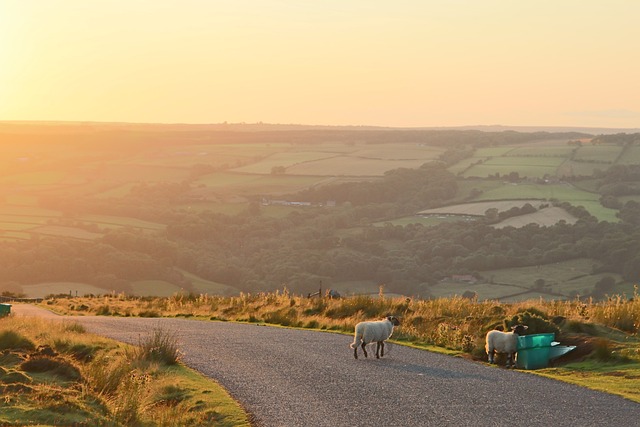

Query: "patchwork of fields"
<box><xmin>1</xmin><ymin>125</ymin><xmax>637</xmax><ymax>299</ymax></box>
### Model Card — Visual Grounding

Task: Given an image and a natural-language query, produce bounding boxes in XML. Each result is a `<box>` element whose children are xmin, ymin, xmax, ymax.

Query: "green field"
<box><xmin>428</xmin><ymin>258</ymin><xmax>631</xmax><ymax>302</ymax></box>
<box><xmin>194</xmin><ymin>172</ymin><xmax>328</xmax><ymax>195</ymax></box>
<box><xmin>480</xmin><ymin>258</ymin><xmax>630</xmax><ymax>298</ymax></box>
<box><xmin>232</xmin><ymin>151</ymin><xmax>339</xmax><ymax>174</ymax></box>
<box><xmin>574</xmin><ymin>144</ymin><xmax>622</xmax><ymax>163</ymax></box>
<box><xmin>618</xmin><ymin>145</ymin><xmax>640</xmax><ymax>164</ymax></box>
<box><xmin>463</xmin><ymin>156</ymin><xmax>565</xmax><ymax>179</ymax></box>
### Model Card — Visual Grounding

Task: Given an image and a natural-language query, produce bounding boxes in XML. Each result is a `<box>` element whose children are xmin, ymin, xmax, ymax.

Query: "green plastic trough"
<box><xmin>0</xmin><ymin>303</ymin><xmax>11</xmax><ymax>318</ymax></box>
<box><xmin>516</xmin><ymin>333</ymin><xmax>554</xmax><ymax>369</ymax></box>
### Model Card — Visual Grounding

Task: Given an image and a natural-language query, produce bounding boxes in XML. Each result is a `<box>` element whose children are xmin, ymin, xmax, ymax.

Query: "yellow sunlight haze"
<box><xmin>1</xmin><ymin>0</ymin><xmax>639</xmax><ymax>128</ymax></box>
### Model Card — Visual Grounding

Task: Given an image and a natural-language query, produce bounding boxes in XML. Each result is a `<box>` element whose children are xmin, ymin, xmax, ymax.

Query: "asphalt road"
<box><xmin>11</xmin><ymin>305</ymin><xmax>640</xmax><ymax>427</ymax></box>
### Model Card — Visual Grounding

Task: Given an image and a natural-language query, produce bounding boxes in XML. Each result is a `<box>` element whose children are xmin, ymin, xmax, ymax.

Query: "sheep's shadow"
<box><xmin>376</xmin><ymin>357</ymin><xmax>494</xmax><ymax>381</ymax></box>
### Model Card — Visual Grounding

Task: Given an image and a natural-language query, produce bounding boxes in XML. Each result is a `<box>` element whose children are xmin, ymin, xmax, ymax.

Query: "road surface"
<box><xmin>10</xmin><ymin>304</ymin><xmax>640</xmax><ymax>427</ymax></box>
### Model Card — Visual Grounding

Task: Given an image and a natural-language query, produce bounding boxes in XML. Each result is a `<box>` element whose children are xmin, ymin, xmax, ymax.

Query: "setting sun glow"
<box><xmin>1</xmin><ymin>0</ymin><xmax>639</xmax><ymax>128</ymax></box>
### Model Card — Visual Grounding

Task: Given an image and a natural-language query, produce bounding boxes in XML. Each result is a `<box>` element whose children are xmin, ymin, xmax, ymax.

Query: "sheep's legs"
<box><xmin>375</xmin><ymin>341</ymin><xmax>384</xmax><ymax>358</ymax></box>
<box><xmin>506</xmin><ymin>353</ymin><xmax>515</xmax><ymax>368</ymax></box>
<box><xmin>487</xmin><ymin>348</ymin><xmax>495</xmax><ymax>364</ymax></box>
<box><xmin>361</xmin><ymin>342</ymin><xmax>368</xmax><ymax>358</ymax></box>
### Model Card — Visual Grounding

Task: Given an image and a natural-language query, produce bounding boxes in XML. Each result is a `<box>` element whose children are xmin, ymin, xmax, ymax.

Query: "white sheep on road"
<box><xmin>350</xmin><ymin>316</ymin><xmax>400</xmax><ymax>359</ymax></box>
<box><xmin>485</xmin><ymin>324</ymin><xmax>528</xmax><ymax>368</ymax></box>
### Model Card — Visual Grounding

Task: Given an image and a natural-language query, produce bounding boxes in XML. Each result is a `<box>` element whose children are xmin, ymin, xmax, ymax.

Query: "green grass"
<box><xmin>574</xmin><ymin>144</ymin><xmax>622</xmax><ymax>162</ymax></box>
<box><xmin>617</xmin><ymin>145</ymin><xmax>640</xmax><ymax>164</ymax></box>
<box><xmin>536</xmin><ymin>362</ymin><xmax>640</xmax><ymax>403</ymax></box>
<box><xmin>480</xmin><ymin>258</ymin><xmax>619</xmax><ymax>298</ymax></box>
<box><xmin>231</xmin><ymin>151</ymin><xmax>338</xmax><ymax>174</ymax></box>
<box><xmin>286</xmin><ymin>156</ymin><xmax>428</xmax><ymax>176</ymax></box>
<box><xmin>463</xmin><ymin>157</ymin><xmax>565</xmax><ymax>179</ymax></box>
<box><xmin>474</xmin><ymin>147</ymin><xmax>518</xmax><ymax>157</ymax></box>
<box><xmin>376</xmin><ymin>215</ymin><xmax>473</xmax><ymax>227</ymax></box>
<box><xmin>507</xmin><ymin>145</ymin><xmax>575</xmax><ymax>157</ymax></box>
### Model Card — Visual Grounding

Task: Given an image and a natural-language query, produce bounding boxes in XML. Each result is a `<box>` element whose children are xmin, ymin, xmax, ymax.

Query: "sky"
<box><xmin>1</xmin><ymin>0</ymin><xmax>639</xmax><ymax>129</ymax></box>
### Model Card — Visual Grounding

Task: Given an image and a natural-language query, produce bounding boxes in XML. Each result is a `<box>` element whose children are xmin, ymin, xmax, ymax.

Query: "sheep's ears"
<box><xmin>523</xmin><ymin>325</ymin><xmax>529</xmax><ymax>329</ymax></box>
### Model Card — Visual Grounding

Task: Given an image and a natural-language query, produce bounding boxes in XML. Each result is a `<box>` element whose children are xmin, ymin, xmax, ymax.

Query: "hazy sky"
<box><xmin>2</xmin><ymin>1</ymin><xmax>639</xmax><ymax>128</ymax></box>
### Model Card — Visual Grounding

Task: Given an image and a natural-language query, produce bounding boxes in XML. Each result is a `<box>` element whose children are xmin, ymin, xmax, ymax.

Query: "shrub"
<box><xmin>0</xmin><ymin>330</ymin><xmax>36</xmax><ymax>351</ymax></box>
<box><xmin>63</xmin><ymin>321</ymin><xmax>86</xmax><ymax>333</ymax></box>
<box><xmin>96</xmin><ymin>305</ymin><xmax>111</xmax><ymax>316</ymax></box>
<box><xmin>55</xmin><ymin>340</ymin><xmax>101</xmax><ymax>362</ymax></box>
<box><xmin>138</xmin><ymin>310</ymin><xmax>161</xmax><ymax>318</ymax></box>
<box><xmin>85</xmin><ymin>355</ymin><xmax>132</xmax><ymax>396</ymax></box>
<box><xmin>506</xmin><ymin>311</ymin><xmax>560</xmax><ymax>336</ymax></box>
<box><xmin>133</xmin><ymin>327</ymin><xmax>181</xmax><ymax>365</ymax></box>
<box><xmin>20</xmin><ymin>356</ymin><xmax>82</xmax><ymax>381</ymax></box>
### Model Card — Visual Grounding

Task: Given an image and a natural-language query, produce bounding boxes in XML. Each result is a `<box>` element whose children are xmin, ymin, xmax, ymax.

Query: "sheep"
<box><xmin>485</xmin><ymin>324</ymin><xmax>528</xmax><ymax>368</ymax></box>
<box><xmin>350</xmin><ymin>316</ymin><xmax>400</xmax><ymax>359</ymax></box>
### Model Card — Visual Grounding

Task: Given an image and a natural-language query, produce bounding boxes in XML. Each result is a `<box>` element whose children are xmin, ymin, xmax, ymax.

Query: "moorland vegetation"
<box><xmin>0</xmin><ymin>314</ymin><xmax>250</xmax><ymax>426</ymax></box>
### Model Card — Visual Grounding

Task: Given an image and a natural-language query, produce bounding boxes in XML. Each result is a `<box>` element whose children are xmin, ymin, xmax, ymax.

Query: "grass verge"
<box><xmin>0</xmin><ymin>315</ymin><xmax>251</xmax><ymax>426</ymax></box>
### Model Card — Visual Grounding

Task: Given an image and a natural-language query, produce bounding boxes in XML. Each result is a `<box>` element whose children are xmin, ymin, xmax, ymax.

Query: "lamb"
<box><xmin>350</xmin><ymin>316</ymin><xmax>400</xmax><ymax>359</ymax></box>
<box><xmin>485</xmin><ymin>324</ymin><xmax>528</xmax><ymax>368</ymax></box>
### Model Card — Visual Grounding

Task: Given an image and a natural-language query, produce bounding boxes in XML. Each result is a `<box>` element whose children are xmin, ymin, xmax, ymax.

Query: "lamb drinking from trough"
<box><xmin>485</xmin><ymin>324</ymin><xmax>528</xmax><ymax>368</ymax></box>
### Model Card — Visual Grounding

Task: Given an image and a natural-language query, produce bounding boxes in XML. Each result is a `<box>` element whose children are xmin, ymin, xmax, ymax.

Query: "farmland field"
<box><xmin>469</xmin><ymin>183</ymin><xmax>619</xmax><ymax>221</ymax></box>
<box><xmin>428</xmin><ymin>281</ymin><xmax>525</xmax><ymax>300</ymax></box>
<box><xmin>30</xmin><ymin>225</ymin><xmax>103</xmax><ymax>240</ymax></box>
<box><xmin>492</xmin><ymin>206</ymin><xmax>577</xmax><ymax>228</ymax></box>
<box><xmin>231</xmin><ymin>151</ymin><xmax>339</xmax><ymax>174</ymax></box>
<box><xmin>194</xmin><ymin>172</ymin><xmax>329</xmax><ymax>195</ymax></box>
<box><xmin>286</xmin><ymin>156</ymin><xmax>429</xmax><ymax>176</ymax></box>
<box><xmin>506</xmin><ymin>145</ymin><xmax>575</xmax><ymax>157</ymax></box>
<box><xmin>479</xmin><ymin>259</ymin><xmax>618</xmax><ymax>298</ymax></box>
<box><xmin>462</xmin><ymin>156</ymin><xmax>565</xmax><ymax>179</ymax></box>
<box><xmin>617</xmin><ymin>145</ymin><xmax>640</xmax><ymax>164</ymax></box>
<box><xmin>1</xmin><ymin>124</ymin><xmax>639</xmax><ymax>300</ymax></box>
<box><xmin>574</xmin><ymin>144</ymin><xmax>622</xmax><ymax>163</ymax></box>
<box><xmin>418</xmin><ymin>199</ymin><xmax>546</xmax><ymax>216</ymax></box>
<box><xmin>429</xmin><ymin>258</ymin><xmax>631</xmax><ymax>302</ymax></box>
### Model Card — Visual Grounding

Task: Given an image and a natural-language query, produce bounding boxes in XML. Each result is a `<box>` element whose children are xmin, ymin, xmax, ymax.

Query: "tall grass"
<box><xmin>44</xmin><ymin>288</ymin><xmax>640</xmax><ymax>356</ymax></box>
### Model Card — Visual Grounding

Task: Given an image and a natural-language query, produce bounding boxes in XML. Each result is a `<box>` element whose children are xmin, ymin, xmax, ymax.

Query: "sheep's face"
<box><xmin>511</xmin><ymin>324</ymin><xmax>528</xmax><ymax>335</ymax></box>
<box><xmin>387</xmin><ymin>316</ymin><xmax>400</xmax><ymax>326</ymax></box>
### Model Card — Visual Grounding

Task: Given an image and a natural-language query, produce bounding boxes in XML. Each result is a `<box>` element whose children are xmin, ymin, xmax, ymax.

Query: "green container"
<box><xmin>516</xmin><ymin>347</ymin><xmax>551</xmax><ymax>369</ymax></box>
<box><xmin>0</xmin><ymin>303</ymin><xmax>11</xmax><ymax>318</ymax></box>
<box><xmin>516</xmin><ymin>333</ymin><xmax>555</xmax><ymax>369</ymax></box>
<box><xmin>517</xmin><ymin>333</ymin><xmax>555</xmax><ymax>349</ymax></box>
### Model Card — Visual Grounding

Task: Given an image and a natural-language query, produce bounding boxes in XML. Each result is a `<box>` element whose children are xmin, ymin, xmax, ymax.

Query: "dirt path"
<box><xmin>10</xmin><ymin>304</ymin><xmax>640</xmax><ymax>426</ymax></box>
